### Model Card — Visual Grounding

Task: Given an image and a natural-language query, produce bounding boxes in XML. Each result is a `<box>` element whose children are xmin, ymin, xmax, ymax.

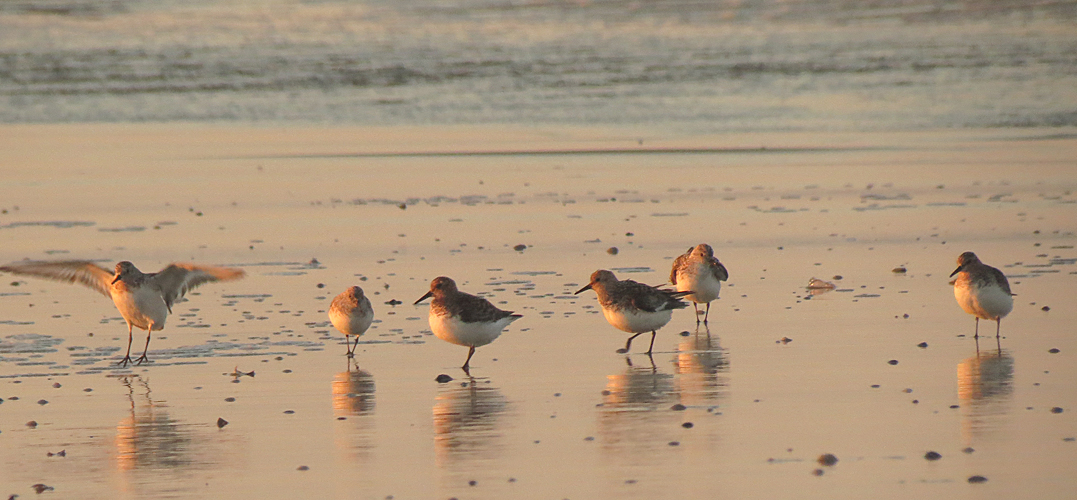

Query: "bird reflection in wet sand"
<box><xmin>674</xmin><ymin>327</ymin><xmax>730</xmax><ymax>406</ymax></box>
<box><xmin>115</xmin><ymin>376</ymin><xmax>195</xmax><ymax>473</ymax></box>
<box><xmin>331</xmin><ymin>360</ymin><xmax>377</xmax><ymax>462</ymax></box>
<box><xmin>957</xmin><ymin>349</ymin><xmax>1014</xmax><ymax>443</ymax></box>
<box><xmin>432</xmin><ymin>378</ymin><xmax>508</xmax><ymax>465</ymax></box>
<box><xmin>332</xmin><ymin>359</ymin><xmax>376</xmax><ymax>417</ymax></box>
<box><xmin>598</xmin><ymin>357</ymin><xmax>678</xmax><ymax>462</ymax></box>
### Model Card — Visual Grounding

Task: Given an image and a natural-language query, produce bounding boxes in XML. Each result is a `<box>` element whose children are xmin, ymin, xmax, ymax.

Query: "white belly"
<box><xmin>112</xmin><ymin>287</ymin><xmax>168</xmax><ymax>331</ymax></box>
<box><xmin>602</xmin><ymin>306</ymin><xmax>673</xmax><ymax>334</ymax></box>
<box><xmin>676</xmin><ymin>262</ymin><xmax>721</xmax><ymax>304</ymax></box>
<box><xmin>330</xmin><ymin>308</ymin><xmax>373</xmax><ymax>337</ymax></box>
<box><xmin>429</xmin><ymin>313</ymin><xmax>516</xmax><ymax>348</ymax></box>
<box><xmin>954</xmin><ymin>281</ymin><xmax>1013</xmax><ymax>320</ymax></box>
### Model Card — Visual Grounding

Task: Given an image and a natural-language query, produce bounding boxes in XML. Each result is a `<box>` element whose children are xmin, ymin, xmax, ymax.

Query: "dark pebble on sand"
<box><xmin>284</xmin><ymin>410</ymin><xmax>295</xmax><ymax>414</ymax></box>
<box><xmin>917</xmin><ymin>342</ymin><xmax>928</xmax><ymax>348</ymax></box>
<box><xmin>37</xmin><ymin>399</ymin><xmax>48</xmax><ymax>405</ymax></box>
<box><xmin>224</xmin><ymin>397</ymin><xmax>236</xmax><ymax>402</ymax></box>
<box><xmin>812</xmin><ymin>469</ymin><xmax>824</xmax><ymax>476</ymax></box>
<box><xmin>316</xmin><ymin>283</ymin><xmax>325</xmax><ymax>288</ymax></box>
<box><xmin>817</xmin><ymin>454</ymin><xmax>838</xmax><ymax>466</ymax></box>
<box><xmin>607</xmin><ymin>247</ymin><xmax>619</xmax><ymax>255</ymax></box>
<box><xmin>52</xmin><ymin>383</ymin><xmax>61</xmax><ymax>388</ymax></box>
<box><xmin>682</xmin><ymin>422</ymin><xmax>694</xmax><ymax>428</ymax></box>
<box><xmin>514</xmin><ymin>244</ymin><xmax>527</xmax><ymax>251</ymax></box>
<box><xmin>968</xmin><ymin>475</ymin><xmax>988</xmax><ymax>484</ymax></box>
<box><xmin>297</xmin><ymin>465</ymin><xmax>309</xmax><ymax>471</ymax></box>
<box><xmin>217</xmin><ymin>418</ymin><xmax>228</xmax><ymax>428</ymax></box>
<box><xmin>1042</xmin><ymin>305</ymin><xmax>1050</xmax><ymax>311</ymax></box>
<box><xmin>888</xmin><ymin>359</ymin><xmax>899</xmax><ymax>365</ymax></box>
<box><xmin>601</xmin><ymin>390</ymin><xmax>611</xmax><ymax>396</ymax></box>
<box><xmin>671</xmin><ymin>404</ymin><xmax>687</xmax><ymax>411</ymax></box>
<box><xmin>436</xmin><ymin>374</ymin><xmax>453</xmax><ymax>384</ymax></box>
<box><xmin>668</xmin><ymin>441</ymin><xmax>680</xmax><ymax>446</ymax></box>
<box><xmin>26</xmin><ymin>421</ymin><xmax>37</xmax><ymax>428</ymax></box>
<box><xmin>32</xmin><ymin>484</ymin><xmax>54</xmax><ymax>493</ymax></box>
<box><xmin>1051</xmin><ymin>407</ymin><xmax>1064</xmax><ymax>414</ymax></box>
<box><xmin>832</xmin><ymin>275</ymin><xmax>843</xmax><ymax>280</ymax></box>
<box><xmin>1049</xmin><ymin>348</ymin><xmax>1060</xmax><ymax>354</ymax></box>
<box><xmin>962</xmin><ymin>447</ymin><xmax>975</xmax><ymax>454</ymax></box>
<box><xmin>892</xmin><ymin>267</ymin><xmax>906</xmax><ymax>273</ymax></box>
<box><xmin>924</xmin><ymin>451</ymin><xmax>942</xmax><ymax>460</ymax></box>
<box><xmin>679</xmin><ymin>330</ymin><xmax>690</xmax><ymax>337</ymax></box>
<box><xmin>468</xmin><ymin>480</ymin><xmax>477</xmax><ymax>486</ymax></box>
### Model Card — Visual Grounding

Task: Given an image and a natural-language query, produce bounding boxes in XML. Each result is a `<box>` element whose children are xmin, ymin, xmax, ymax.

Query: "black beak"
<box><xmin>574</xmin><ymin>283</ymin><xmax>593</xmax><ymax>295</ymax></box>
<box><xmin>111</xmin><ymin>274</ymin><xmax>121</xmax><ymax>284</ymax></box>
<box><xmin>949</xmin><ymin>265</ymin><xmax>962</xmax><ymax>278</ymax></box>
<box><xmin>414</xmin><ymin>291</ymin><xmax>433</xmax><ymax>305</ymax></box>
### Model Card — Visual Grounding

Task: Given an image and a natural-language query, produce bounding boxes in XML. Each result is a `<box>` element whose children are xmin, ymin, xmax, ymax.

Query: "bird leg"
<box><xmin>974</xmin><ymin>317</ymin><xmax>979</xmax><ymax>339</ymax></box>
<box><xmin>693</xmin><ymin>303</ymin><xmax>701</xmax><ymax>325</ymax></box>
<box><xmin>345</xmin><ymin>335</ymin><xmax>356</xmax><ymax>358</ymax></box>
<box><xmin>118</xmin><ymin>323</ymin><xmax>135</xmax><ymax>367</ymax></box>
<box><xmin>703</xmin><ymin>303</ymin><xmax>711</xmax><ymax>325</ymax></box>
<box><xmin>619</xmin><ymin>333</ymin><xmax>644</xmax><ymax>354</ymax></box>
<box><xmin>462</xmin><ymin>346</ymin><xmax>476</xmax><ymax>373</ymax></box>
<box><xmin>645</xmin><ymin>331</ymin><xmax>657</xmax><ymax>355</ymax></box>
<box><xmin>134</xmin><ymin>329</ymin><xmax>152</xmax><ymax>365</ymax></box>
<box><xmin>995</xmin><ymin>318</ymin><xmax>1001</xmax><ymax>339</ymax></box>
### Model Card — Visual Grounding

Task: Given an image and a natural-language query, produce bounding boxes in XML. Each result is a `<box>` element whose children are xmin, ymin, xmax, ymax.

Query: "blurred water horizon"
<box><xmin>1</xmin><ymin>0</ymin><xmax>1075</xmax><ymax>132</ymax></box>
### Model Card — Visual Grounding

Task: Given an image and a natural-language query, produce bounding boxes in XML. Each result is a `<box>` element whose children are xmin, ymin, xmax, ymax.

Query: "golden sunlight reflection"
<box><xmin>674</xmin><ymin>327</ymin><xmax>730</xmax><ymax>406</ymax></box>
<box><xmin>432</xmin><ymin>378</ymin><xmax>508</xmax><ymax>467</ymax></box>
<box><xmin>331</xmin><ymin>362</ymin><xmax>376</xmax><ymax>417</ymax></box>
<box><xmin>957</xmin><ymin>348</ymin><xmax>1014</xmax><ymax>445</ymax></box>
<box><xmin>331</xmin><ymin>360</ymin><xmax>377</xmax><ymax>462</ymax></box>
<box><xmin>115</xmin><ymin>375</ymin><xmax>194</xmax><ymax>473</ymax></box>
<box><xmin>597</xmin><ymin>356</ymin><xmax>682</xmax><ymax>466</ymax></box>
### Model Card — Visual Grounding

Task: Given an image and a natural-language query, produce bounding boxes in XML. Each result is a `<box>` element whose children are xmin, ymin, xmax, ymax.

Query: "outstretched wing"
<box><xmin>710</xmin><ymin>258</ymin><xmax>729</xmax><ymax>281</ymax></box>
<box><xmin>0</xmin><ymin>260</ymin><xmax>114</xmax><ymax>298</ymax></box>
<box><xmin>152</xmin><ymin>263</ymin><xmax>245</xmax><ymax>309</ymax></box>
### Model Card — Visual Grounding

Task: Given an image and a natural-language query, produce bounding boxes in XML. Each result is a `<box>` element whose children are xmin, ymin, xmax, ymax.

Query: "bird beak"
<box><xmin>414</xmin><ymin>291</ymin><xmax>433</xmax><ymax>305</ymax></box>
<box><xmin>949</xmin><ymin>266</ymin><xmax>962</xmax><ymax>278</ymax></box>
<box><xmin>574</xmin><ymin>283</ymin><xmax>593</xmax><ymax>295</ymax></box>
<box><xmin>111</xmin><ymin>274</ymin><xmax>121</xmax><ymax>284</ymax></box>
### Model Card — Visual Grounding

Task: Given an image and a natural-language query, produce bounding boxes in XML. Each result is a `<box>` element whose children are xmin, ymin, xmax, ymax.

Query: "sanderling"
<box><xmin>950</xmin><ymin>252</ymin><xmax>1013</xmax><ymax>339</ymax></box>
<box><xmin>414</xmin><ymin>276</ymin><xmax>521</xmax><ymax>374</ymax></box>
<box><xmin>329</xmin><ymin>285</ymin><xmax>374</xmax><ymax>358</ymax></box>
<box><xmin>0</xmin><ymin>260</ymin><xmax>244</xmax><ymax>366</ymax></box>
<box><xmin>670</xmin><ymin>243</ymin><xmax>729</xmax><ymax>325</ymax></box>
<box><xmin>575</xmin><ymin>269</ymin><xmax>690</xmax><ymax>355</ymax></box>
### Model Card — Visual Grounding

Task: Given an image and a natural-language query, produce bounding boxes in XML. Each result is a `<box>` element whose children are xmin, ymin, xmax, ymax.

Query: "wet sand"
<box><xmin>1</xmin><ymin>123</ymin><xmax>1075</xmax><ymax>499</ymax></box>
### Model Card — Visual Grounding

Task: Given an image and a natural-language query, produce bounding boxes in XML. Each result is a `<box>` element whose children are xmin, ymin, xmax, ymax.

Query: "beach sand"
<box><xmin>1</xmin><ymin>123</ymin><xmax>1075</xmax><ymax>499</ymax></box>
